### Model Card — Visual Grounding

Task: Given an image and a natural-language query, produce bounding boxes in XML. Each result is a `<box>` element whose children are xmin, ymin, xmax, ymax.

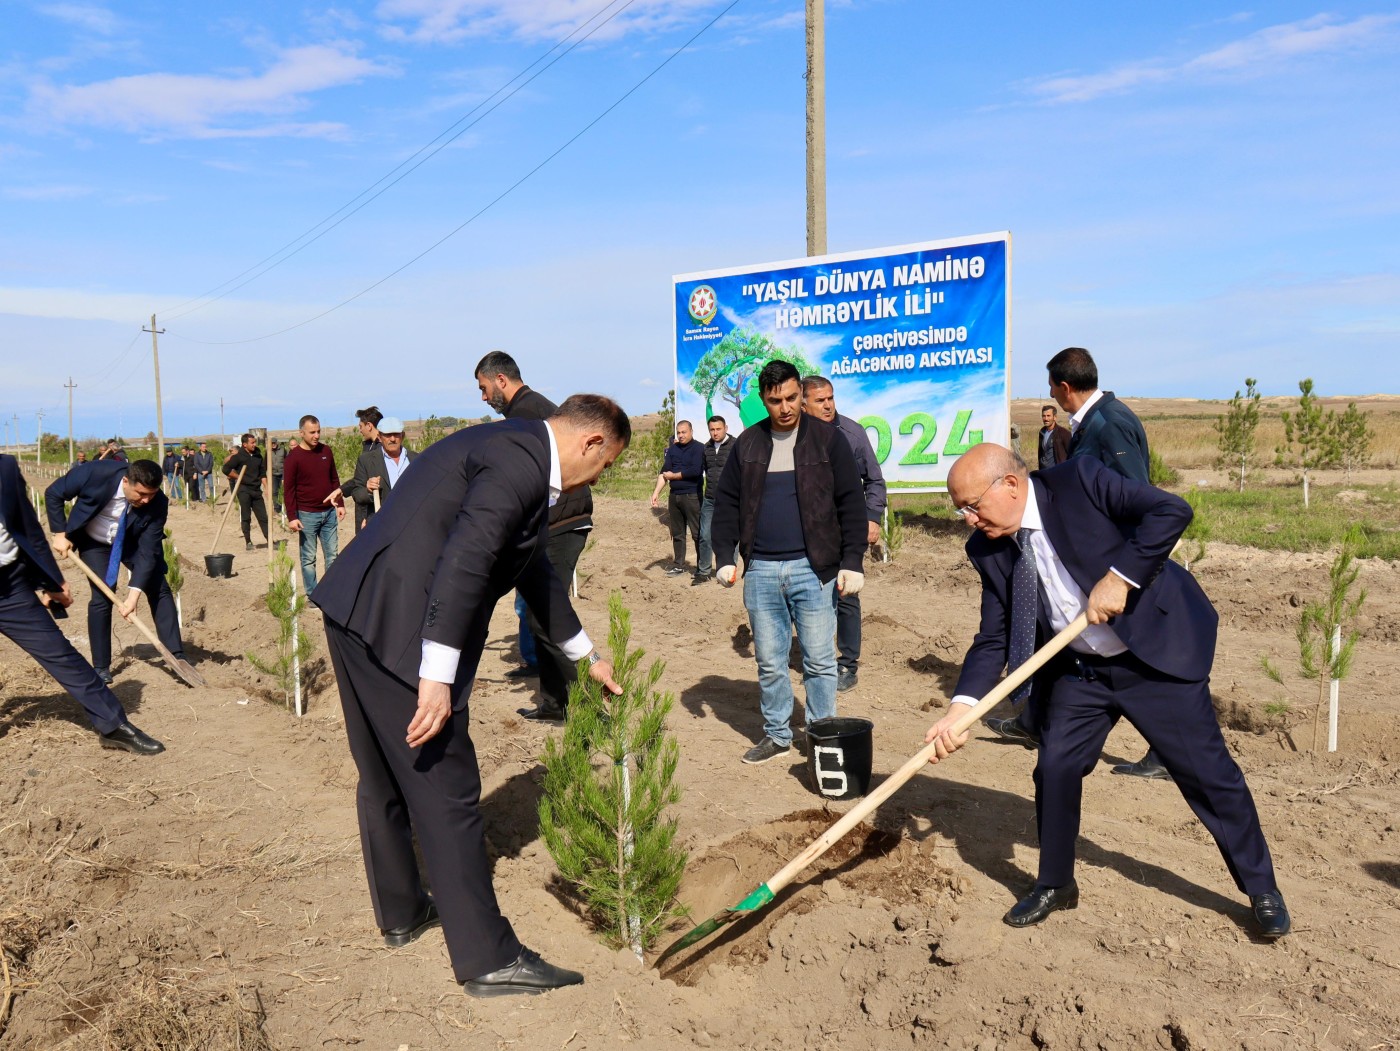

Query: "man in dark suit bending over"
<box><xmin>311</xmin><ymin>394</ymin><xmax>630</xmax><ymax>997</ymax></box>
<box><xmin>924</xmin><ymin>444</ymin><xmax>1289</xmax><ymax>938</ymax></box>
<box><xmin>46</xmin><ymin>457</ymin><xmax>191</xmax><ymax>687</ymax></box>
<box><xmin>0</xmin><ymin>455</ymin><xmax>163</xmax><ymax>754</ymax></box>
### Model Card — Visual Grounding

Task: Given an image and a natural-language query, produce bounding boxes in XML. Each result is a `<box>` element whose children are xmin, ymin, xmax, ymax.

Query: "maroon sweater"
<box><xmin>283</xmin><ymin>443</ymin><xmax>342</xmax><ymax>520</ymax></box>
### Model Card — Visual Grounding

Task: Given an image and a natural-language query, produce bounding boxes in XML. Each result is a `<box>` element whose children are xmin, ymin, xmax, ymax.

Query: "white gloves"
<box><xmin>836</xmin><ymin>569</ymin><xmax>865</xmax><ymax>596</ymax></box>
<box><xmin>717</xmin><ymin>565</ymin><xmax>737</xmax><ymax>587</ymax></box>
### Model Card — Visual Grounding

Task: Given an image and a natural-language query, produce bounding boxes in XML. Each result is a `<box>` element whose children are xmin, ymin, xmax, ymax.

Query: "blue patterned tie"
<box><xmin>1008</xmin><ymin>527</ymin><xmax>1038</xmax><ymax>703</ymax></box>
<box><xmin>104</xmin><ymin>508</ymin><xmax>128</xmax><ymax>588</ymax></box>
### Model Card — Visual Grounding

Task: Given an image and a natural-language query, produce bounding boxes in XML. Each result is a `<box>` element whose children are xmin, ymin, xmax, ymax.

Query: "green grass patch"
<box><xmin>1182</xmin><ymin>483</ymin><xmax>1400</xmax><ymax>560</ymax></box>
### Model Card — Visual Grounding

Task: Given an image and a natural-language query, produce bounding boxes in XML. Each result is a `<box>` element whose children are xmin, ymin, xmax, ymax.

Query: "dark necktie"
<box><xmin>104</xmin><ymin>508</ymin><xmax>128</xmax><ymax>588</ymax></box>
<box><xmin>1008</xmin><ymin>526</ymin><xmax>1038</xmax><ymax>703</ymax></box>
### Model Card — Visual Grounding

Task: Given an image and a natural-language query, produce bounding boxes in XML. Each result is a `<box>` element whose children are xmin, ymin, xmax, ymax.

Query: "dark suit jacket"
<box><xmin>1038</xmin><ymin>424</ymin><xmax>1071</xmax><ymax>466</ymax></box>
<box><xmin>505</xmin><ymin>385</ymin><xmax>592</xmax><ymax>534</ymax></box>
<box><xmin>952</xmin><ymin>457</ymin><xmax>1217</xmax><ymax>703</ymax></box>
<box><xmin>311</xmin><ymin>418</ymin><xmax>582</xmax><ymax>706</ymax></box>
<box><xmin>44</xmin><ymin>460</ymin><xmax>169</xmax><ymax>591</ymax></box>
<box><xmin>1</xmin><ymin>454</ymin><xmax>65</xmax><ymax>592</ymax></box>
<box><xmin>1068</xmin><ymin>391</ymin><xmax>1150</xmax><ymax>482</ymax></box>
<box><xmin>342</xmin><ymin>446</ymin><xmax>418</xmax><ymax>510</ymax></box>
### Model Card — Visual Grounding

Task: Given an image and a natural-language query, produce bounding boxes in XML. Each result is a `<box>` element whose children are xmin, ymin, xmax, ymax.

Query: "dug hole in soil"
<box><xmin>2</xmin><ymin>493</ymin><xmax>1399</xmax><ymax>1050</ymax></box>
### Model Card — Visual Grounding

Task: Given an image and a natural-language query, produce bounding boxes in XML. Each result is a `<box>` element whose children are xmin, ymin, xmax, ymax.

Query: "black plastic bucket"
<box><xmin>806</xmin><ymin>716</ymin><xmax>874</xmax><ymax>800</ymax></box>
<box><xmin>205</xmin><ymin>553</ymin><xmax>234</xmax><ymax>578</ymax></box>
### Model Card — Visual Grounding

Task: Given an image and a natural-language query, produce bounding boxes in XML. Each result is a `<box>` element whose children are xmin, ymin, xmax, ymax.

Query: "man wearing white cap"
<box><xmin>343</xmin><ymin>416</ymin><xmax>416</xmax><ymax>527</ymax></box>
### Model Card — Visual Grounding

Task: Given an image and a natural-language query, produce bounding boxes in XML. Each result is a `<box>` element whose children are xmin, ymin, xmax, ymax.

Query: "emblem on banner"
<box><xmin>687</xmin><ymin>284</ymin><xmax>718</xmax><ymax>325</ymax></box>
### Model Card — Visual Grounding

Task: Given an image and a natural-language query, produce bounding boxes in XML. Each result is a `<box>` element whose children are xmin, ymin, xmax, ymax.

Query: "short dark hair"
<box><xmin>551</xmin><ymin>394</ymin><xmax>631</xmax><ymax>448</ymax></box>
<box><xmin>800</xmin><ymin>374</ymin><xmax>833</xmax><ymax>396</ymax></box>
<box><xmin>299</xmin><ymin>415</ymin><xmax>319</xmax><ymax>429</ymax></box>
<box><xmin>1046</xmin><ymin>347</ymin><xmax>1098</xmax><ymax>392</ymax></box>
<box><xmin>1041</xmin><ymin>404</ymin><xmax>1057</xmax><ymax>415</ymax></box>
<box><xmin>676</xmin><ymin>419</ymin><xmax>692</xmax><ymax>430</ymax></box>
<box><xmin>758</xmin><ymin>359</ymin><xmax>800</xmax><ymax>394</ymax></box>
<box><xmin>707</xmin><ymin>415</ymin><xmax>726</xmax><ymax>426</ymax></box>
<box><xmin>474</xmin><ymin>351</ymin><xmax>521</xmax><ymax>382</ymax></box>
<box><xmin>127</xmin><ymin>459</ymin><xmax>162</xmax><ymax>489</ymax></box>
<box><xmin>355</xmin><ymin>406</ymin><xmax>382</xmax><ymax>426</ymax></box>
<box><xmin>241</xmin><ymin>433</ymin><xmax>255</xmax><ymax>445</ymax></box>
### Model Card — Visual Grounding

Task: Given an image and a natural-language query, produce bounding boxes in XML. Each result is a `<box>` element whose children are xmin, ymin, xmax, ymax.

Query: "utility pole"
<box><xmin>805</xmin><ymin>0</ymin><xmax>826</xmax><ymax>257</ymax></box>
<box><xmin>65</xmin><ymin>377</ymin><xmax>77</xmax><ymax>465</ymax></box>
<box><xmin>35</xmin><ymin>409</ymin><xmax>46</xmax><ymax>464</ymax></box>
<box><xmin>144</xmin><ymin>313</ymin><xmax>166</xmax><ymax>465</ymax></box>
<box><xmin>220</xmin><ymin>397</ymin><xmax>226</xmax><ymax>446</ymax></box>
<box><xmin>11</xmin><ymin>413</ymin><xmax>19</xmax><ymax>457</ymax></box>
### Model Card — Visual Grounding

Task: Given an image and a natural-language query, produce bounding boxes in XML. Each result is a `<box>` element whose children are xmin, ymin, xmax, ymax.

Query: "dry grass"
<box><xmin>62</xmin><ymin>832</ymin><xmax>358</xmax><ymax>884</ymax></box>
<box><xmin>52</xmin><ymin>974</ymin><xmax>272</xmax><ymax>1051</ymax></box>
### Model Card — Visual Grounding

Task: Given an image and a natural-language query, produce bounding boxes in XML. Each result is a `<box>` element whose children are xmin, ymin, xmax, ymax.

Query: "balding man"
<box><xmin>923</xmin><ymin>444</ymin><xmax>1289</xmax><ymax>939</ymax></box>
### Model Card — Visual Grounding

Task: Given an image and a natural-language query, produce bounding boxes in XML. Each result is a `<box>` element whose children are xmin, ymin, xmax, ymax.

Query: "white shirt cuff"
<box><xmin>1109</xmin><ymin>566</ymin><xmax>1141</xmax><ymax>588</ymax></box>
<box><xmin>420</xmin><ymin>640</ymin><xmax>460</xmax><ymax>684</ymax></box>
<box><xmin>560</xmin><ymin>629</ymin><xmax>592</xmax><ymax>662</ymax></box>
<box><xmin>950</xmin><ymin>695</ymin><xmax>978</xmax><ymax>708</ymax></box>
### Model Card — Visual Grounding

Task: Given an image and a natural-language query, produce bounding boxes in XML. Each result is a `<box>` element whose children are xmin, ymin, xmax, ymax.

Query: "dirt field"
<box><xmin>2</xmin><ymin>450</ymin><xmax>1398</xmax><ymax>1049</ymax></box>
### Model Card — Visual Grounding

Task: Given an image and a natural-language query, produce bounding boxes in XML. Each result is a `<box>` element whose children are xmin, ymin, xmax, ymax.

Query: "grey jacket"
<box><xmin>836</xmin><ymin>414</ymin><xmax>887</xmax><ymax>522</ymax></box>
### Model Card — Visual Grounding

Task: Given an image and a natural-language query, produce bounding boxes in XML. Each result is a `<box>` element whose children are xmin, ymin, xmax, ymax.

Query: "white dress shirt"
<box><xmin>949</xmin><ymin>482</ymin><xmax>1135</xmax><ymax>709</ymax></box>
<box><xmin>0</xmin><ymin>517</ymin><xmax>18</xmax><ymax>568</ymax></box>
<box><xmin>1069</xmin><ymin>388</ymin><xmax>1105</xmax><ymax>435</ymax></box>
<box><xmin>419</xmin><ymin>421</ymin><xmax>591</xmax><ymax>684</ymax></box>
<box><xmin>84</xmin><ymin>486</ymin><xmax>128</xmax><ymax>544</ymax></box>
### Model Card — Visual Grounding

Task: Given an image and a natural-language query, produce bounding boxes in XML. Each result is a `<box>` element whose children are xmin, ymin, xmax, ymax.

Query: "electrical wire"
<box><xmin>158</xmin><ymin>0</ymin><xmax>639</xmax><ymax>323</ymax></box>
<box><xmin>167</xmin><ymin>0</ymin><xmax>743</xmax><ymax>347</ymax></box>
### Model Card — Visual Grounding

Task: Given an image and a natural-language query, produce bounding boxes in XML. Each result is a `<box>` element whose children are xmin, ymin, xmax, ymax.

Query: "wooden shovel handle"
<box><xmin>761</xmin><ymin>612</ymin><xmax>1090</xmax><ymax>900</ymax></box>
<box><xmin>209</xmin><ymin>465</ymin><xmax>246</xmax><ymax>554</ymax></box>
<box><xmin>65</xmin><ymin>549</ymin><xmax>163</xmax><ymax>652</ymax></box>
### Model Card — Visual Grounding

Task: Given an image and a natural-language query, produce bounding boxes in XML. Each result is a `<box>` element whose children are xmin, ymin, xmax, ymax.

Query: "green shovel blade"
<box><xmin>654</xmin><ymin>883</ymin><xmax>775</xmax><ymax>966</ymax></box>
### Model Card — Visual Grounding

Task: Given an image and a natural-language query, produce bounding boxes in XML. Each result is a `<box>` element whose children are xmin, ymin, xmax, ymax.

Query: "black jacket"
<box><xmin>224</xmin><ymin>447</ymin><xmax>266</xmax><ymax>491</ymax></box>
<box><xmin>702</xmin><ymin>435</ymin><xmax>734</xmax><ymax>493</ymax></box>
<box><xmin>1068</xmin><ymin>392</ymin><xmax>1149</xmax><ymax>483</ymax></box>
<box><xmin>711</xmin><ymin>414</ymin><xmax>867</xmax><ymax>584</ymax></box>
<box><xmin>1</xmin><ymin>454</ymin><xmax>65</xmax><ymax>591</ymax></box>
<box><xmin>504</xmin><ymin>385</ymin><xmax>593</xmax><ymax>535</ymax></box>
<box><xmin>44</xmin><ymin>460</ymin><xmax>169</xmax><ymax>591</ymax></box>
<box><xmin>311</xmin><ymin>419</ymin><xmax>583</xmax><ymax>706</ymax></box>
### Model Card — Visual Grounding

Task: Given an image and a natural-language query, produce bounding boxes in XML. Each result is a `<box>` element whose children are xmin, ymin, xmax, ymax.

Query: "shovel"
<box><xmin>654</xmin><ymin>612</ymin><xmax>1089</xmax><ymax>967</ymax></box>
<box><xmin>65</xmin><ymin>551</ymin><xmax>207</xmax><ymax>688</ymax></box>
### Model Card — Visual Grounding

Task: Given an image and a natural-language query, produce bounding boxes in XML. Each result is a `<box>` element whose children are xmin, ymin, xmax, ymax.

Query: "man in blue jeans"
<box><xmin>283</xmin><ymin>414</ymin><xmax>346</xmax><ymax>595</ymax></box>
<box><xmin>711</xmin><ymin>360</ymin><xmax>868</xmax><ymax>765</ymax></box>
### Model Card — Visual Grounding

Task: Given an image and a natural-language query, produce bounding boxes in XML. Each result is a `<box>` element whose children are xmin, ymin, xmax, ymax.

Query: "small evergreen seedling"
<box><xmin>163</xmin><ymin>528</ymin><xmax>185</xmax><ymax>630</ymax></box>
<box><xmin>1298</xmin><ymin>527</ymin><xmax>1367</xmax><ymax>752</ymax></box>
<box><xmin>539</xmin><ymin>594</ymin><xmax>686</xmax><ymax>958</ymax></box>
<box><xmin>1277</xmin><ymin>378</ymin><xmax>1339</xmax><ymax>509</ymax></box>
<box><xmin>246</xmin><ymin>544</ymin><xmax>312</xmax><ymax>711</ymax></box>
<box><xmin>1214</xmin><ymin>378</ymin><xmax>1262</xmax><ymax>492</ymax></box>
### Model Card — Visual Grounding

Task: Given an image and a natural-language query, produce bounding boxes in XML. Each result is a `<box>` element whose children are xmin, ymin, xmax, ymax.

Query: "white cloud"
<box><xmin>27</xmin><ymin>44</ymin><xmax>397</xmax><ymax>140</ymax></box>
<box><xmin>1028</xmin><ymin>13</ymin><xmax>1400</xmax><ymax>104</ymax></box>
<box><xmin>2</xmin><ymin>183</ymin><xmax>92</xmax><ymax>200</ymax></box>
<box><xmin>374</xmin><ymin>0</ymin><xmax>719</xmax><ymax>45</ymax></box>
<box><xmin>36</xmin><ymin>2</ymin><xmax>123</xmax><ymax>35</ymax></box>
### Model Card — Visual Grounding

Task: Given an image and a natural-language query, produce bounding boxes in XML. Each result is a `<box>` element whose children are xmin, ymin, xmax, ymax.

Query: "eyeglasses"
<box><xmin>954</xmin><ymin>477</ymin><xmax>1003</xmax><ymax>520</ymax></box>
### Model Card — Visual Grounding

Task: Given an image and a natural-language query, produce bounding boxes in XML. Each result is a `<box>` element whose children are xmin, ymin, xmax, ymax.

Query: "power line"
<box><xmin>167</xmin><ymin>0</ymin><xmax>743</xmax><ymax>347</ymax></box>
<box><xmin>158</xmin><ymin>0</ymin><xmax>639</xmax><ymax>323</ymax></box>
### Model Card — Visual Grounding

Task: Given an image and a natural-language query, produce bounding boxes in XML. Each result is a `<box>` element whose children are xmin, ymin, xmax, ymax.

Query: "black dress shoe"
<box><xmin>986</xmin><ymin>716</ymin><xmax>1040</xmax><ymax>749</ymax></box>
<box><xmin>1003</xmin><ymin>881</ymin><xmax>1079</xmax><ymax>927</ymax></box>
<box><xmin>463</xmin><ymin>948</ymin><xmax>584</xmax><ymax>998</ymax></box>
<box><xmin>1111</xmin><ymin>753</ymin><xmax>1172</xmax><ymax>780</ymax></box>
<box><xmin>94</xmin><ymin>667</ymin><xmax>114</xmax><ymax>685</ymax></box>
<box><xmin>100</xmin><ymin>722</ymin><xmax>165</xmax><ymax>756</ymax></box>
<box><xmin>519</xmin><ymin>703</ymin><xmax>567</xmax><ymax>723</ymax></box>
<box><xmin>505</xmin><ymin>665</ymin><xmax>539</xmax><ymax>681</ymax></box>
<box><xmin>1250</xmin><ymin>891</ymin><xmax>1291</xmax><ymax>938</ymax></box>
<box><xmin>381</xmin><ymin>900</ymin><xmax>441</xmax><ymax>948</ymax></box>
<box><xmin>836</xmin><ymin>667</ymin><xmax>858</xmax><ymax>692</ymax></box>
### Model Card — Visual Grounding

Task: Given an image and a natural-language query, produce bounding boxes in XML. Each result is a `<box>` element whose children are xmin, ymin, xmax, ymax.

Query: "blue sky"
<box><xmin>2</xmin><ymin>1</ymin><xmax>1398</xmax><ymax>443</ymax></box>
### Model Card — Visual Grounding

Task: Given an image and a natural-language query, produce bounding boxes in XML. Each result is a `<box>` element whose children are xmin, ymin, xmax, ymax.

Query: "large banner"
<box><xmin>673</xmin><ymin>232</ymin><xmax>1010</xmax><ymax>492</ymax></box>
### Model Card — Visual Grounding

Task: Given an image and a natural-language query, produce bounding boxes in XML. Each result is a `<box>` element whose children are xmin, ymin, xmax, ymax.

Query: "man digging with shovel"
<box><xmin>924</xmin><ymin>443</ymin><xmax>1290</xmax><ymax>938</ymax></box>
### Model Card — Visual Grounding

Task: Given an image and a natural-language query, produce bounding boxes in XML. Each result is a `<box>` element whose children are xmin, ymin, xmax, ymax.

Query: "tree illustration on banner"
<box><xmin>689</xmin><ymin>328</ymin><xmax>817</xmax><ymax>427</ymax></box>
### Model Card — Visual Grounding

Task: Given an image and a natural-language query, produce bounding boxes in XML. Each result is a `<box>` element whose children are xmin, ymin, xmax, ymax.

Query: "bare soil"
<box><xmin>3</xmin><ymin>476</ymin><xmax>1398</xmax><ymax>1050</ymax></box>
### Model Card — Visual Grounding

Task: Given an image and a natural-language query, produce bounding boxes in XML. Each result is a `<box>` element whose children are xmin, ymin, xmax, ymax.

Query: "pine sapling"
<box><xmin>1277</xmin><ymin>378</ymin><xmax>1339</xmax><ymax>509</ymax></box>
<box><xmin>246</xmin><ymin>544</ymin><xmax>312</xmax><ymax>710</ymax></box>
<box><xmin>163</xmin><ymin>528</ymin><xmax>184</xmax><ymax>631</ymax></box>
<box><xmin>1333</xmin><ymin>402</ymin><xmax>1372</xmax><ymax>483</ymax></box>
<box><xmin>538</xmin><ymin>593</ymin><xmax>687</xmax><ymax>959</ymax></box>
<box><xmin>879</xmin><ymin>509</ymin><xmax>904</xmax><ymax>563</ymax></box>
<box><xmin>1298</xmin><ymin>527</ymin><xmax>1367</xmax><ymax>752</ymax></box>
<box><xmin>1214</xmin><ymin>377</ymin><xmax>1261</xmax><ymax>492</ymax></box>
